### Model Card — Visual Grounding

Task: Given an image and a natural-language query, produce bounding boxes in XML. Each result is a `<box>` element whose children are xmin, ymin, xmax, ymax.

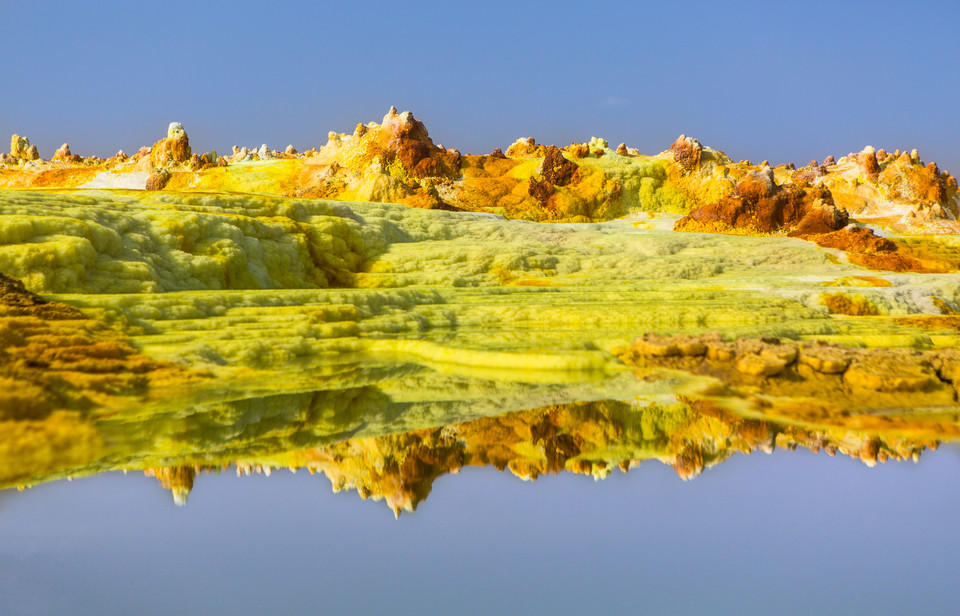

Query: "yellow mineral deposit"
<box><xmin>0</xmin><ymin>110</ymin><xmax>958</xmax><ymax>510</ymax></box>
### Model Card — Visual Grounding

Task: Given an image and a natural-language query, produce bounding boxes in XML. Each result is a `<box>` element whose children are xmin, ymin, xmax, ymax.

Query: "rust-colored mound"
<box><xmin>809</xmin><ymin>226</ymin><xmax>960</xmax><ymax>273</ymax></box>
<box><xmin>150</xmin><ymin>135</ymin><xmax>191</xmax><ymax>167</ymax></box>
<box><xmin>811</xmin><ymin>225</ymin><xmax>897</xmax><ymax>253</ymax></box>
<box><xmin>670</xmin><ymin>134</ymin><xmax>702</xmax><ymax>171</ymax></box>
<box><xmin>321</xmin><ymin>107</ymin><xmax>462</xmax><ymax>181</ymax></box>
<box><xmin>878</xmin><ymin>153</ymin><xmax>954</xmax><ymax>209</ymax></box>
<box><xmin>674</xmin><ymin>167</ymin><xmax>849</xmax><ymax>236</ymax></box>
<box><xmin>820</xmin><ymin>291</ymin><xmax>880</xmax><ymax>316</ymax></box>
<box><xmin>524</xmin><ymin>145</ymin><xmax>585</xmax><ymax>210</ymax></box>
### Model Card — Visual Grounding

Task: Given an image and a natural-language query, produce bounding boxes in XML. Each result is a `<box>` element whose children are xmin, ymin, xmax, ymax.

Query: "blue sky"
<box><xmin>2</xmin><ymin>1</ymin><xmax>958</xmax><ymax>172</ymax></box>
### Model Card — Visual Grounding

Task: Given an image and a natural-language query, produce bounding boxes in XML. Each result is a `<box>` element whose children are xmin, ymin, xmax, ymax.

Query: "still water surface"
<box><xmin>3</xmin><ymin>448</ymin><xmax>959</xmax><ymax>615</ymax></box>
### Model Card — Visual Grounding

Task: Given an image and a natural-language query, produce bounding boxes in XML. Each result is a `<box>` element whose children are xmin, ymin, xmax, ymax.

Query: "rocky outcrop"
<box><xmin>524</xmin><ymin>146</ymin><xmax>582</xmax><ymax>207</ymax></box>
<box><xmin>149</xmin><ymin>121</ymin><xmax>192</xmax><ymax>167</ymax></box>
<box><xmin>7</xmin><ymin>134</ymin><xmax>40</xmax><ymax>161</ymax></box>
<box><xmin>539</xmin><ymin>145</ymin><xmax>579</xmax><ymax>186</ymax></box>
<box><xmin>505</xmin><ymin>136</ymin><xmax>546</xmax><ymax>159</ymax></box>
<box><xmin>52</xmin><ymin>143</ymin><xmax>73</xmax><ymax>162</ymax></box>
<box><xmin>858</xmin><ymin>146</ymin><xmax>881</xmax><ymax>181</ymax></box>
<box><xmin>9</xmin><ymin>135</ymin><xmax>31</xmax><ymax>158</ymax></box>
<box><xmin>566</xmin><ymin>142</ymin><xmax>590</xmax><ymax>158</ymax></box>
<box><xmin>319</xmin><ymin>107</ymin><xmax>461</xmax><ymax>181</ymax></box>
<box><xmin>877</xmin><ymin>152</ymin><xmax>955</xmax><ymax>214</ymax></box>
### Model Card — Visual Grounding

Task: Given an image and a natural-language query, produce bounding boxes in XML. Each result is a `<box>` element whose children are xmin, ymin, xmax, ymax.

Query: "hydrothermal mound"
<box><xmin>1</xmin><ymin>110</ymin><xmax>959</xmax><ymax>512</ymax></box>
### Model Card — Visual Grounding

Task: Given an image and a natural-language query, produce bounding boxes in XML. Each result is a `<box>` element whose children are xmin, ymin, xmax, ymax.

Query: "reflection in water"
<box><xmin>2</xmin><ymin>338</ymin><xmax>958</xmax><ymax>516</ymax></box>
<box><xmin>144</xmin><ymin>467</ymin><xmax>195</xmax><ymax>506</ymax></box>
<box><xmin>134</xmin><ymin>395</ymin><xmax>943</xmax><ymax>516</ymax></box>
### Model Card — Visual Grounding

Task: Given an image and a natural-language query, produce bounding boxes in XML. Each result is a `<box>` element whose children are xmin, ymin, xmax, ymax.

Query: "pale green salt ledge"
<box><xmin>2</xmin><ymin>189</ymin><xmax>959</xmax><ymax>378</ymax></box>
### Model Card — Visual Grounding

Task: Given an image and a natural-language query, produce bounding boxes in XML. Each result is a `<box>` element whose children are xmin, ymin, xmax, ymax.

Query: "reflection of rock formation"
<box><xmin>616</xmin><ymin>333</ymin><xmax>960</xmax><ymax>432</ymax></box>
<box><xmin>142</xmin><ymin>396</ymin><xmax>949</xmax><ymax>515</ymax></box>
<box><xmin>145</xmin><ymin>466</ymin><xmax>196</xmax><ymax>506</ymax></box>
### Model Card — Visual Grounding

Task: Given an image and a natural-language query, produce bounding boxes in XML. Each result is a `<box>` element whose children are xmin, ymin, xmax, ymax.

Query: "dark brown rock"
<box><xmin>539</xmin><ymin>145</ymin><xmax>579</xmax><ymax>187</ymax></box>
<box><xmin>528</xmin><ymin>177</ymin><xmax>553</xmax><ymax>205</ymax></box>
<box><xmin>790</xmin><ymin>199</ymin><xmax>850</xmax><ymax>235</ymax></box>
